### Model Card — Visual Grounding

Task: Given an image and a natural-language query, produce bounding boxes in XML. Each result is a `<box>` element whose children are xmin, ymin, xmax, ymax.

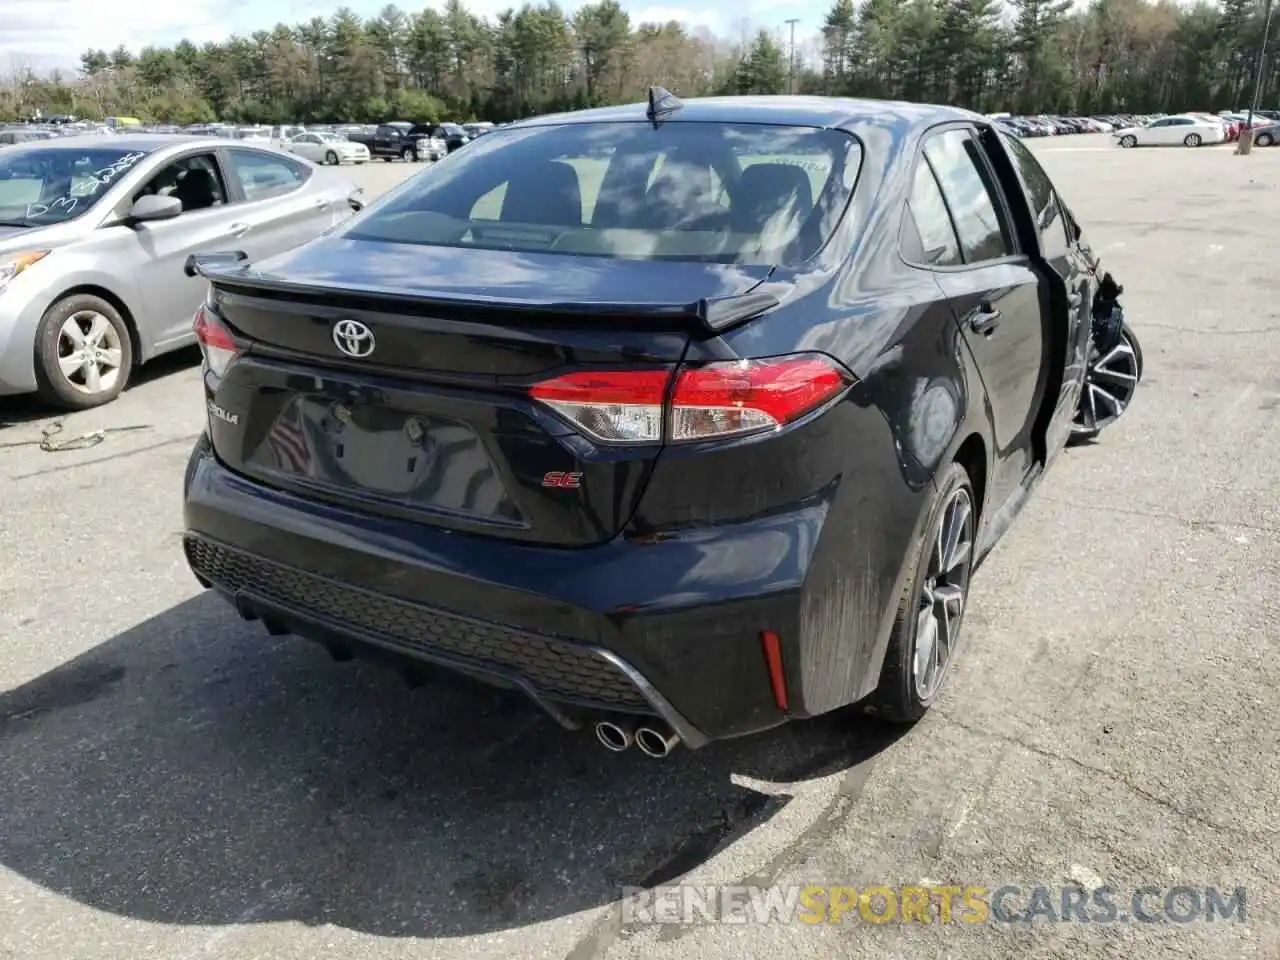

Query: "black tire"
<box><xmin>1118</xmin><ymin>135</ymin><xmax>1137</xmax><ymax>148</ymax></box>
<box><xmin>1183</xmin><ymin>133</ymin><xmax>1202</xmax><ymax>147</ymax></box>
<box><xmin>401</xmin><ymin>146</ymin><xmax>417</xmax><ymax>162</ymax></box>
<box><xmin>325</xmin><ymin>150</ymin><xmax>339</xmax><ymax>165</ymax></box>
<box><xmin>1070</xmin><ymin>322</ymin><xmax>1143</xmax><ymax>444</ymax></box>
<box><xmin>865</xmin><ymin>461</ymin><xmax>977</xmax><ymax>724</ymax></box>
<box><xmin>33</xmin><ymin>294</ymin><xmax>134</xmax><ymax>410</ymax></box>
<box><xmin>1257</xmin><ymin>133</ymin><xmax>1273</xmax><ymax>147</ymax></box>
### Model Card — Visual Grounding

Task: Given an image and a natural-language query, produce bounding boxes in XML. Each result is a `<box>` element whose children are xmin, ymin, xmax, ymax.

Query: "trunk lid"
<box><xmin>200</xmin><ymin>239</ymin><xmax>771</xmax><ymax>547</ymax></box>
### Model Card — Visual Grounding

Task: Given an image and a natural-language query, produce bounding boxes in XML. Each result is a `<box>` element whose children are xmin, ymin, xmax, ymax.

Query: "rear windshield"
<box><xmin>343</xmin><ymin>121</ymin><xmax>863</xmax><ymax>265</ymax></box>
<box><xmin>0</xmin><ymin>146</ymin><xmax>153</xmax><ymax>226</ymax></box>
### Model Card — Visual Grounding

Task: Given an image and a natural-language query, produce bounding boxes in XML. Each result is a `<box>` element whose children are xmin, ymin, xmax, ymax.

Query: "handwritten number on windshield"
<box><xmin>25</xmin><ymin>197</ymin><xmax>78</xmax><ymax>218</ymax></box>
<box><xmin>87</xmin><ymin>151</ymin><xmax>147</xmax><ymax>188</ymax></box>
<box><xmin>24</xmin><ymin>152</ymin><xmax>147</xmax><ymax>219</ymax></box>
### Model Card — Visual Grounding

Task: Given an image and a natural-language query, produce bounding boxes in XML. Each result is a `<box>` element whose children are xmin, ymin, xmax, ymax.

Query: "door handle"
<box><xmin>227</xmin><ymin>222</ymin><xmax>251</xmax><ymax>238</ymax></box>
<box><xmin>969</xmin><ymin>304</ymin><xmax>1002</xmax><ymax>335</ymax></box>
<box><xmin>314</xmin><ymin>198</ymin><xmax>330</xmax><ymax>209</ymax></box>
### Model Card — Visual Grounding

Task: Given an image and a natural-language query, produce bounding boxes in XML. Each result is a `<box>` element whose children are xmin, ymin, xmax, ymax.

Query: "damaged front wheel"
<box><xmin>1071</xmin><ymin>320</ymin><xmax>1143</xmax><ymax>443</ymax></box>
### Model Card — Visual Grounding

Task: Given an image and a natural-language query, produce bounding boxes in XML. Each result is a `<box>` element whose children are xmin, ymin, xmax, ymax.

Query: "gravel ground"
<box><xmin>1</xmin><ymin>135</ymin><xmax>1277</xmax><ymax>960</ymax></box>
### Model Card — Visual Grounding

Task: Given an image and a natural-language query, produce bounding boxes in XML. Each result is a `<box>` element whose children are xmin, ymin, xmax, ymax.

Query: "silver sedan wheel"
<box><xmin>913</xmin><ymin>488</ymin><xmax>974</xmax><ymax>702</ymax></box>
<box><xmin>57</xmin><ymin>310</ymin><xmax>123</xmax><ymax>395</ymax></box>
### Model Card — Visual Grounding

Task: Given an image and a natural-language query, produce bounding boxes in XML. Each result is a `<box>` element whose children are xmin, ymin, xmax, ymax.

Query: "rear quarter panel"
<box><xmin>682</xmin><ymin>119</ymin><xmax>992</xmax><ymax>715</ymax></box>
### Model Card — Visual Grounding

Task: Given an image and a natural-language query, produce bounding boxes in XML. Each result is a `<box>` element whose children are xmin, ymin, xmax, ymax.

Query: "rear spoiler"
<box><xmin>183</xmin><ymin>252</ymin><xmax>782</xmax><ymax>338</ymax></box>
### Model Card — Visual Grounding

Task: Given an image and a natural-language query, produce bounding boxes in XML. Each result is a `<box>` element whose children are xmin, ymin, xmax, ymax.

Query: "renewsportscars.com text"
<box><xmin>619</xmin><ymin>884</ymin><xmax>1248</xmax><ymax>926</ymax></box>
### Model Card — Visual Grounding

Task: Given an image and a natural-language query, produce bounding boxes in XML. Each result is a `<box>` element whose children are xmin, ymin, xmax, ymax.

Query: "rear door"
<box><xmin>288</xmin><ymin>134</ymin><xmax>322</xmax><ymax>163</ymax></box>
<box><xmin>222</xmin><ymin>146</ymin><xmax>334</xmax><ymax>258</ymax></box>
<box><xmin>1144</xmin><ymin>118</ymin><xmax>1177</xmax><ymax>145</ymax></box>
<box><xmin>922</xmin><ymin>125</ymin><xmax>1047</xmax><ymax>510</ymax></box>
<box><xmin>374</xmin><ymin>125</ymin><xmax>401</xmax><ymax>155</ymax></box>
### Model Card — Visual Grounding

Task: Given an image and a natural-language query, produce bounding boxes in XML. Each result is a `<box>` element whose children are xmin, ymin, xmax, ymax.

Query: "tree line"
<box><xmin>0</xmin><ymin>0</ymin><xmax>1276</xmax><ymax>126</ymax></box>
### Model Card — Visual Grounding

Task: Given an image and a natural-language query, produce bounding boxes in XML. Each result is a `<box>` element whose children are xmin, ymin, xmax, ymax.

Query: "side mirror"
<box><xmin>128</xmin><ymin>193</ymin><xmax>182</xmax><ymax>223</ymax></box>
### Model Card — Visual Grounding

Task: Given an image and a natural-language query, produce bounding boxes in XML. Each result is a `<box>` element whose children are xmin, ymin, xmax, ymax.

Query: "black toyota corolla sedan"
<box><xmin>182</xmin><ymin>91</ymin><xmax>1141</xmax><ymax>756</ymax></box>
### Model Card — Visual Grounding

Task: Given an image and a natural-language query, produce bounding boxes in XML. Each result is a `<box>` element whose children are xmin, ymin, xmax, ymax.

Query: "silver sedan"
<box><xmin>0</xmin><ymin>134</ymin><xmax>360</xmax><ymax>409</ymax></box>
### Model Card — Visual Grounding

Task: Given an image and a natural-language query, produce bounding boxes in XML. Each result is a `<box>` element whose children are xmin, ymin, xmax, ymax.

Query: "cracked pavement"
<box><xmin>0</xmin><ymin>137</ymin><xmax>1277</xmax><ymax>959</ymax></box>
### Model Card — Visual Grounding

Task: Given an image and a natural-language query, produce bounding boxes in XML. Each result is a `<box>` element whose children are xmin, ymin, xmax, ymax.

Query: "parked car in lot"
<box><xmin>1252</xmin><ymin>122</ymin><xmax>1280</xmax><ymax>146</ymax></box>
<box><xmin>0</xmin><ymin>128</ymin><xmax>57</xmax><ymax>146</ymax></box>
<box><xmin>0</xmin><ymin>134</ymin><xmax>361</xmax><ymax>409</ymax></box>
<box><xmin>282</xmin><ymin>131</ymin><xmax>370</xmax><ymax>165</ymax></box>
<box><xmin>345</xmin><ymin>122</ymin><xmax>444</xmax><ymax>162</ymax></box>
<box><xmin>1112</xmin><ymin>114</ymin><xmax>1226</xmax><ymax>147</ymax></box>
<box><xmin>182</xmin><ymin>92</ymin><xmax>1141</xmax><ymax>755</ymax></box>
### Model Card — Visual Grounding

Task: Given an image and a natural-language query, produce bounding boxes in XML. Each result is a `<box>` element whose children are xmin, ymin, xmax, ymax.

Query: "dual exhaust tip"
<box><xmin>595</xmin><ymin>719</ymin><xmax>680</xmax><ymax>758</ymax></box>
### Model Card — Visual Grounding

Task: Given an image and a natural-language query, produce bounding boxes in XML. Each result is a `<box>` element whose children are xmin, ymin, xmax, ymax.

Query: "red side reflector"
<box><xmin>761</xmin><ymin>630</ymin><xmax>789</xmax><ymax>712</ymax></box>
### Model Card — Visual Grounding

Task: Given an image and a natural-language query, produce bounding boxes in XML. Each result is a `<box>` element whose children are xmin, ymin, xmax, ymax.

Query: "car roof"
<box><xmin>505</xmin><ymin>95</ymin><xmax>983</xmax><ymax>134</ymax></box>
<box><xmin>0</xmin><ymin>133</ymin><xmax>277</xmax><ymax>155</ymax></box>
<box><xmin>1</xmin><ymin>133</ymin><xmax>261</xmax><ymax>152</ymax></box>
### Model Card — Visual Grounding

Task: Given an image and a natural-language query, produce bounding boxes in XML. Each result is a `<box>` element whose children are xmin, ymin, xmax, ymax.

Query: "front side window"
<box><xmin>345</xmin><ymin>121</ymin><xmax>863</xmax><ymax>265</ymax></box>
<box><xmin>923</xmin><ymin>129</ymin><xmax>1012</xmax><ymax>264</ymax></box>
<box><xmin>227</xmin><ymin>148</ymin><xmax>308</xmax><ymax>200</ymax></box>
<box><xmin>133</xmin><ymin>152</ymin><xmax>228</xmax><ymax>213</ymax></box>
<box><xmin>1000</xmin><ymin>132</ymin><xmax>1065</xmax><ymax>247</ymax></box>
<box><xmin>0</xmin><ymin>145</ymin><xmax>155</xmax><ymax>226</ymax></box>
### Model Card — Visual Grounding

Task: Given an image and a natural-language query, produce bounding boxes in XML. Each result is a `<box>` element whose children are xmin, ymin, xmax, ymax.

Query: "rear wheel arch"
<box><xmin>952</xmin><ymin>433</ymin><xmax>987</xmax><ymax>522</ymax></box>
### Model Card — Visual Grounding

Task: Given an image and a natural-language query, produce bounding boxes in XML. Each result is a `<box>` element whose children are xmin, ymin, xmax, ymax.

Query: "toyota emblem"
<box><xmin>332</xmin><ymin>319</ymin><xmax>375</xmax><ymax>358</ymax></box>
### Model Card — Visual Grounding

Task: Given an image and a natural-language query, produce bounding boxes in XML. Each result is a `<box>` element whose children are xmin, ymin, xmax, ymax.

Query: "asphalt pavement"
<box><xmin>1</xmin><ymin>136</ymin><xmax>1278</xmax><ymax>959</ymax></box>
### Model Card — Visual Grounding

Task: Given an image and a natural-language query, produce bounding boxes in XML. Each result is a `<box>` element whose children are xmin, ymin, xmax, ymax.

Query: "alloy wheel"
<box><xmin>912</xmin><ymin>487</ymin><xmax>974</xmax><ymax>702</ymax></box>
<box><xmin>1072</xmin><ymin>332</ymin><xmax>1140</xmax><ymax>437</ymax></box>
<box><xmin>57</xmin><ymin>310</ymin><xmax>123</xmax><ymax>395</ymax></box>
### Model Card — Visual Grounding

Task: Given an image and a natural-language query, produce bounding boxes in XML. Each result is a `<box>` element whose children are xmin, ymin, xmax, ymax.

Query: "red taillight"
<box><xmin>193</xmin><ymin>303</ymin><xmax>239</xmax><ymax>377</ymax></box>
<box><xmin>528</xmin><ymin>354</ymin><xmax>853</xmax><ymax>445</ymax></box>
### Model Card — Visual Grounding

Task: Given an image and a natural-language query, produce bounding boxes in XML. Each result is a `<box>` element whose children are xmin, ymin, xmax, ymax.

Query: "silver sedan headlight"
<box><xmin>0</xmin><ymin>250</ymin><xmax>50</xmax><ymax>295</ymax></box>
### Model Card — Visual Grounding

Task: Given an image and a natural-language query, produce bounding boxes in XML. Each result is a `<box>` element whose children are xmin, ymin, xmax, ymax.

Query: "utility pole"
<box><xmin>1247</xmin><ymin>0</ymin><xmax>1276</xmax><ymax>129</ymax></box>
<box><xmin>785</xmin><ymin>18</ymin><xmax>800</xmax><ymax>95</ymax></box>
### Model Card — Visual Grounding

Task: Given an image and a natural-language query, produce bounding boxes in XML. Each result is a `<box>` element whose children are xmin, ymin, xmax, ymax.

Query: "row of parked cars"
<box><xmin>990</xmin><ymin>115</ymin><xmax>1150</xmax><ymax>137</ymax></box>
<box><xmin>1107</xmin><ymin>110</ymin><xmax>1280</xmax><ymax>148</ymax></box>
<box><xmin>990</xmin><ymin>109</ymin><xmax>1280</xmax><ymax>145</ymax></box>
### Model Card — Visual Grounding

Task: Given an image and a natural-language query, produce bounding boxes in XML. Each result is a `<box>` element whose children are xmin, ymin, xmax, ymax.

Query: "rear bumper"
<box><xmin>182</xmin><ymin>437</ymin><xmax>834</xmax><ymax>745</ymax></box>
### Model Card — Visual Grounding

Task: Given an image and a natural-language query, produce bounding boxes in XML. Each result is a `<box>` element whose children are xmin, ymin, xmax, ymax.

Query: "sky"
<box><xmin>1</xmin><ymin>0</ymin><xmax>828</xmax><ymax>74</ymax></box>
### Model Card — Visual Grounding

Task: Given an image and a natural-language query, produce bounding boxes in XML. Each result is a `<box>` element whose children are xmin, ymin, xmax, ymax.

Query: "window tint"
<box><xmin>134</xmin><ymin>153</ymin><xmax>228</xmax><ymax>212</ymax></box>
<box><xmin>346</xmin><ymin>122</ymin><xmax>863</xmax><ymax>265</ymax></box>
<box><xmin>905</xmin><ymin>157</ymin><xmax>962</xmax><ymax>266</ymax></box>
<box><xmin>922</xmin><ymin>129</ymin><xmax>1012</xmax><ymax>264</ymax></box>
<box><xmin>227</xmin><ymin>149</ymin><xmax>307</xmax><ymax>200</ymax></box>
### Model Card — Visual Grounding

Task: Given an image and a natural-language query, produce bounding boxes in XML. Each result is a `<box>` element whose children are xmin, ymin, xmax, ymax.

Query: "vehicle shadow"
<box><xmin>0</xmin><ymin>347</ymin><xmax>201</xmax><ymax>430</ymax></box>
<box><xmin>0</xmin><ymin>591</ymin><xmax>905</xmax><ymax>939</ymax></box>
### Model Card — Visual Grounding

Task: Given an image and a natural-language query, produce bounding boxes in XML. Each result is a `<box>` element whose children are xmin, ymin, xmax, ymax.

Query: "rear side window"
<box><xmin>227</xmin><ymin>148</ymin><xmax>309</xmax><ymax>200</ymax></box>
<box><xmin>905</xmin><ymin>157</ymin><xmax>962</xmax><ymax>266</ymax></box>
<box><xmin>344</xmin><ymin>122</ymin><xmax>863</xmax><ymax>265</ymax></box>
<box><xmin>922</xmin><ymin>129</ymin><xmax>1012</xmax><ymax>264</ymax></box>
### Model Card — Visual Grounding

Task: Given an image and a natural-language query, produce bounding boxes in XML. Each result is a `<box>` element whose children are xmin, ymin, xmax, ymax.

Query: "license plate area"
<box><xmin>249</xmin><ymin>395</ymin><xmax>523</xmax><ymax>524</ymax></box>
